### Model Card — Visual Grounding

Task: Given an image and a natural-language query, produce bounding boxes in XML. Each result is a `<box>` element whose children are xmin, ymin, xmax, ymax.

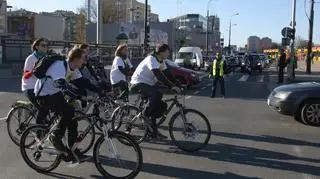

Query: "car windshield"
<box><xmin>178</xmin><ymin>52</ymin><xmax>193</xmax><ymax>59</ymax></box>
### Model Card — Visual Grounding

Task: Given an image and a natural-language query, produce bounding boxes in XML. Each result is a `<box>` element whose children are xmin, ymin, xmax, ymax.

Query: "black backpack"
<box><xmin>33</xmin><ymin>54</ymin><xmax>67</xmax><ymax>79</ymax></box>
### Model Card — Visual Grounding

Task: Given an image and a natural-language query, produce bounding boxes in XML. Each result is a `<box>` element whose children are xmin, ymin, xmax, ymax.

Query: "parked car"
<box><xmin>165</xmin><ymin>59</ymin><xmax>200</xmax><ymax>87</ymax></box>
<box><xmin>175</xmin><ymin>47</ymin><xmax>203</xmax><ymax>70</ymax></box>
<box><xmin>267</xmin><ymin>82</ymin><xmax>320</xmax><ymax>126</ymax></box>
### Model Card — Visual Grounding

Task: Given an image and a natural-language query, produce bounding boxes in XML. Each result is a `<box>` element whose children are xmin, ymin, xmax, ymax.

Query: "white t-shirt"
<box><xmin>110</xmin><ymin>56</ymin><xmax>133</xmax><ymax>85</ymax></box>
<box><xmin>21</xmin><ymin>54</ymin><xmax>38</xmax><ymax>91</ymax></box>
<box><xmin>34</xmin><ymin>60</ymin><xmax>82</xmax><ymax>96</ymax></box>
<box><xmin>131</xmin><ymin>55</ymin><xmax>167</xmax><ymax>86</ymax></box>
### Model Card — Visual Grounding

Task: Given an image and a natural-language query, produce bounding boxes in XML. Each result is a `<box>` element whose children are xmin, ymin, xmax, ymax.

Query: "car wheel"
<box><xmin>301</xmin><ymin>100</ymin><xmax>320</xmax><ymax>126</ymax></box>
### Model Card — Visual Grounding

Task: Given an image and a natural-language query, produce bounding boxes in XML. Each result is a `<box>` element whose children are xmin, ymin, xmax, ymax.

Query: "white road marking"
<box><xmin>293</xmin><ymin>145</ymin><xmax>302</xmax><ymax>157</ymax></box>
<box><xmin>67</xmin><ymin>163</ymin><xmax>80</xmax><ymax>168</ymax></box>
<box><xmin>258</xmin><ymin>75</ymin><xmax>264</xmax><ymax>83</ymax></box>
<box><xmin>185</xmin><ymin>96</ymin><xmax>192</xmax><ymax>100</ymax></box>
<box><xmin>238</xmin><ymin>75</ymin><xmax>249</xmax><ymax>82</ymax></box>
<box><xmin>193</xmin><ymin>91</ymin><xmax>200</xmax><ymax>95</ymax></box>
<box><xmin>293</xmin><ymin>146</ymin><xmax>314</xmax><ymax>179</ymax></box>
<box><xmin>269</xmin><ymin>74</ymin><xmax>319</xmax><ymax>78</ymax></box>
<box><xmin>0</xmin><ymin>116</ymin><xmax>7</xmax><ymax>121</ymax></box>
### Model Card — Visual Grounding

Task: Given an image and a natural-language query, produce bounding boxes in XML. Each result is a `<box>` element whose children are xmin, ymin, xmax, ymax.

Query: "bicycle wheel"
<box><xmin>7</xmin><ymin>105</ymin><xmax>36</xmax><ymax>146</ymax></box>
<box><xmin>93</xmin><ymin>131</ymin><xmax>143</xmax><ymax>179</ymax></box>
<box><xmin>169</xmin><ymin>108</ymin><xmax>212</xmax><ymax>152</ymax></box>
<box><xmin>76</xmin><ymin>117</ymin><xmax>96</xmax><ymax>154</ymax></box>
<box><xmin>111</xmin><ymin>105</ymin><xmax>140</xmax><ymax>131</ymax></box>
<box><xmin>112</xmin><ymin>107</ymin><xmax>148</xmax><ymax>144</ymax></box>
<box><xmin>20</xmin><ymin>125</ymin><xmax>62</xmax><ymax>172</ymax></box>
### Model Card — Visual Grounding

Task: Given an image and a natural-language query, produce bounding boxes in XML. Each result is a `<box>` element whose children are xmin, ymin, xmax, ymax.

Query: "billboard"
<box><xmin>119</xmin><ymin>23</ymin><xmax>168</xmax><ymax>46</ymax></box>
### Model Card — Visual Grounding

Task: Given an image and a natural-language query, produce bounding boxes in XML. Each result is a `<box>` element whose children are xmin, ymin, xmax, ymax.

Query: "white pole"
<box><xmin>288</xmin><ymin>0</ymin><xmax>296</xmax><ymax>81</ymax></box>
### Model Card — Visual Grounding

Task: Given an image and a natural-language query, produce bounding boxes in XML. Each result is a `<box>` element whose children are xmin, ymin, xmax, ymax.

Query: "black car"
<box><xmin>267</xmin><ymin>82</ymin><xmax>320</xmax><ymax>126</ymax></box>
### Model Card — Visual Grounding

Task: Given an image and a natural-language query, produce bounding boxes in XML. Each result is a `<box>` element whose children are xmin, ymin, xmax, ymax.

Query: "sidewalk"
<box><xmin>297</xmin><ymin>60</ymin><xmax>320</xmax><ymax>72</ymax></box>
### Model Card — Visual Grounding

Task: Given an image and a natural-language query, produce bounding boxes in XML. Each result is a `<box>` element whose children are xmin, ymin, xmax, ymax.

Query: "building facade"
<box><xmin>109</xmin><ymin>0</ymin><xmax>159</xmax><ymax>23</ymax></box>
<box><xmin>260</xmin><ymin>37</ymin><xmax>272</xmax><ymax>51</ymax></box>
<box><xmin>168</xmin><ymin>14</ymin><xmax>211</xmax><ymax>33</ymax></box>
<box><xmin>247</xmin><ymin>36</ymin><xmax>261</xmax><ymax>53</ymax></box>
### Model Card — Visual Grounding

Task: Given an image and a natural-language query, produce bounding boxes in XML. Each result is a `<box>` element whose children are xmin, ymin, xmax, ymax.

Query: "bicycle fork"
<box><xmin>102</xmin><ymin>125</ymin><xmax>124</xmax><ymax>168</ymax></box>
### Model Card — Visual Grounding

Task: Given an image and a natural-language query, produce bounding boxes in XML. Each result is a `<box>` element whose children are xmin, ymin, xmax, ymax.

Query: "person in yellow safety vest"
<box><xmin>209</xmin><ymin>53</ymin><xmax>227</xmax><ymax>98</ymax></box>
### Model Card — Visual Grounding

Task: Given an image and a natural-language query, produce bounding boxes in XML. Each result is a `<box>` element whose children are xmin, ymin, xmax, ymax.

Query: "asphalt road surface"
<box><xmin>0</xmin><ymin>67</ymin><xmax>319</xmax><ymax>179</ymax></box>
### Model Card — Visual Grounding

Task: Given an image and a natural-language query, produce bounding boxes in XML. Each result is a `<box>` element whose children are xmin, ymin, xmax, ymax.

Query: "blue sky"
<box><xmin>7</xmin><ymin>0</ymin><xmax>320</xmax><ymax>47</ymax></box>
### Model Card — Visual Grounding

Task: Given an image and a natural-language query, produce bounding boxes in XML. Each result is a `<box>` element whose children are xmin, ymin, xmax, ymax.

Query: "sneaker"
<box><xmin>49</xmin><ymin>135</ymin><xmax>67</xmax><ymax>153</ymax></box>
<box><xmin>71</xmin><ymin>149</ymin><xmax>91</xmax><ymax>163</ymax></box>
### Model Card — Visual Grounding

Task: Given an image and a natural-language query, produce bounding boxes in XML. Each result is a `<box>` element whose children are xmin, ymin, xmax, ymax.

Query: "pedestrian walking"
<box><xmin>278</xmin><ymin>48</ymin><xmax>286</xmax><ymax>83</ymax></box>
<box><xmin>209</xmin><ymin>53</ymin><xmax>227</xmax><ymax>98</ymax></box>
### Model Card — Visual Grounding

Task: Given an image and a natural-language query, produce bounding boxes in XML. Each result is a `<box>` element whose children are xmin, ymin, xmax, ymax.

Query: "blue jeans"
<box><xmin>211</xmin><ymin>76</ymin><xmax>225</xmax><ymax>97</ymax></box>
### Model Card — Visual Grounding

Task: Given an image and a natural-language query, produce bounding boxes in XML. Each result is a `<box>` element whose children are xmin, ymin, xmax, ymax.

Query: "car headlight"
<box><xmin>241</xmin><ymin>62</ymin><xmax>245</xmax><ymax>65</ymax></box>
<box><xmin>257</xmin><ymin>63</ymin><xmax>261</xmax><ymax>65</ymax></box>
<box><xmin>274</xmin><ymin>91</ymin><xmax>291</xmax><ymax>99</ymax></box>
<box><xmin>191</xmin><ymin>73</ymin><xmax>196</xmax><ymax>77</ymax></box>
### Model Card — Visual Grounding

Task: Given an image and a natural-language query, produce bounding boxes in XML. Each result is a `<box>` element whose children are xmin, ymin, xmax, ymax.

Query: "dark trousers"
<box><xmin>24</xmin><ymin>89</ymin><xmax>40</xmax><ymax>109</ymax></box>
<box><xmin>24</xmin><ymin>89</ymin><xmax>44</xmax><ymax>125</ymax></box>
<box><xmin>37</xmin><ymin>92</ymin><xmax>77</xmax><ymax>148</ymax></box>
<box><xmin>278</xmin><ymin>67</ymin><xmax>284</xmax><ymax>83</ymax></box>
<box><xmin>130</xmin><ymin>83</ymin><xmax>162</xmax><ymax>117</ymax></box>
<box><xmin>211</xmin><ymin>76</ymin><xmax>225</xmax><ymax>97</ymax></box>
<box><xmin>113</xmin><ymin>80</ymin><xmax>129</xmax><ymax>98</ymax></box>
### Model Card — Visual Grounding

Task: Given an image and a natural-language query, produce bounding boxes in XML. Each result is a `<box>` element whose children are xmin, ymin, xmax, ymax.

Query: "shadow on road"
<box><xmin>91</xmin><ymin>166</ymin><xmax>261</xmax><ymax>179</ymax></box>
<box><xmin>42</xmin><ymin>172</ymin><xmax>86</xmax><ymax>179</ymax></box>
<box><xmin>141</xmin><ymin>141</ymin><xmax>320</xmax><ymax>176</ymax></box>
<box><xmin>213</xmin><ymin>131</ymin><xmax>320</xmax><ymax>148</ymax></box>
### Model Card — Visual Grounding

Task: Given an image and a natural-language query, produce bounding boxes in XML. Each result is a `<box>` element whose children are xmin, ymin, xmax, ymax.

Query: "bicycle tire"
<box><xmin>77</xmin><ymin>117</ymin><xmax>96</xmax><ymax>154</ymax></box>
<box><xmin>111</xmin><ymin>105</ymin><xmax>140</xmax><ymax>131</ymax></box>
<box><xmin>7</xmin><ymin>105</ymin><xmax>36</xmax><ymax>146</ymax></box>
<box><xmin>20</xmin><ymin>125</ymin><xmax>62</xmax><ymax>172</ymax></box>
<box><xmin>93</xmin><ymin>131</ymin><xmax>143</xmax><ymax>179</ymax></box>
<box><xmin>169</xmin><ymin>108</ymin><xmax>212</xmax><ymax>152</ymax></box>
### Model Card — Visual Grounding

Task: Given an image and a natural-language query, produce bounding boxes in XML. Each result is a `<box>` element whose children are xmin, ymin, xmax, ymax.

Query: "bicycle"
<box><xmin>111</xmin><ymin>87</ymin><xmax>212</xmax><ymax>152</ymax></box>
<box><xmin>19</xmin><ymin>96</ymin><xmax>143</xmax><ymax>178</ymax></box>
<box><xmin>6</xmin><ymin>100</ymin><xmax>59</xmax><ymax>146</ymax></box>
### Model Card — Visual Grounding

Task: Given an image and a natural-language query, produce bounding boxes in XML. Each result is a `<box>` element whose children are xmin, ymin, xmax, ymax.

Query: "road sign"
<box><xmin>282</xmin><ymin>37</ymin><xmax>291</xmax><ymax>46</ymax></box>
<box><xmin>281</xmin><ymin>27</ymin><xmax>295</xmax><ymax>39</ymax></box>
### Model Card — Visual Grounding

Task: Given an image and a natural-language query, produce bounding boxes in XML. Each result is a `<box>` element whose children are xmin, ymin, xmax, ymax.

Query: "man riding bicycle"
<box><xmin>130</xmin><ymin>44</ymin><xmax>180</xmax><ymax>140</ymax></box>
<box><xmin>34</xmin><ymin>48</ymin><xmax>102</xmax><ymax>162</ymax></box>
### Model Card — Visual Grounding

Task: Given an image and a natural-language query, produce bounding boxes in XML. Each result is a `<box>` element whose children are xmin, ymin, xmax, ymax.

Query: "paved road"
<box><xmin>0</xmin><ymin>68</ymin><xmax>319</xmax><ymax>179</ymax></box>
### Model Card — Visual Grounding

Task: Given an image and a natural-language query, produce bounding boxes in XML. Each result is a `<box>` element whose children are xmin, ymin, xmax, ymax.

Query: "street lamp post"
<box><xmin>228</xmin><ymin>13</ymin><xmax>239</xmax><ymax>55</ymax></box>
<box><xmin>206</xmin><ymin>0</ymin><xmax>213</xmax><ymax>59</ymax></box>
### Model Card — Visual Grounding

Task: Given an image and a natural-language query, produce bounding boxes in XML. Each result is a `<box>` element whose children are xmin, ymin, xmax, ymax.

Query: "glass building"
<box><xmin>169</xmin><ymin>14</ymin><xmax>212</xmax><ymax>33</ymax></box>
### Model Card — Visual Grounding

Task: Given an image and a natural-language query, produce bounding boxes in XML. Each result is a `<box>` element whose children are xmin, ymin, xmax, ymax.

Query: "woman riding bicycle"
<box><xmin>110</xmin><ymin>44</ymin><xmax>134</xmax><ymax>100</ymax></box>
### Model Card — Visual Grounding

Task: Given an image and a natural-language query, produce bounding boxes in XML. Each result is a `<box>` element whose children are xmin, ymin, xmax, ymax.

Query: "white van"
<box><xmin>175</xmin><ymin>47</ymin><xmax>203</xmax><ymax>70</ymax></box>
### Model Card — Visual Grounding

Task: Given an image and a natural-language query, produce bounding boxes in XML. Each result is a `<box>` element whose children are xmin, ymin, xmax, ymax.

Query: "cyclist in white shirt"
<box><xmin>34</xmin><ymin>48</ymin><xmax>89</xmax><ymax>162</ymax></box>
<box><xmin>21</xmin><ymin>38</ymin><xmax>48</xmax><ymax>109</ymax></box>
<box><xmin>110</xmin><ymin>44</ymin><xmax>134</xmax><ymax>99</ymax></box>
<box><xmin>130</xmin><ymin>44</ymin><xmax>180</xmax><ymax>139</ymax></box>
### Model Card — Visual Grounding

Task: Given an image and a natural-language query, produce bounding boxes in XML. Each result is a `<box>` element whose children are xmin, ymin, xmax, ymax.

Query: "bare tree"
<box><xmin>79</xmin><ymin>0</ymin><xmax>126</xmax><ymax>24</ymax></box>
<box><xmin>75</xmin><ymin>8</ymin><xmax>87</xmax><ymax>43</ymax></box>
<box><xmin>295</xmin><ymin>36</ymin><xmax>309</xmax><ymax>48</ymax></box>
